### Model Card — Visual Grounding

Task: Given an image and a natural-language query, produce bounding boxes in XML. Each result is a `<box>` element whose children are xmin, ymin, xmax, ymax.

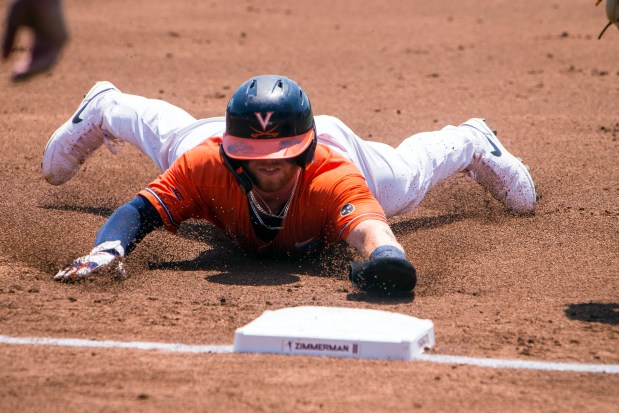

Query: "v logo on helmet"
<box><xmin>255</xmin><ymin>112</ymin><xmax>274</xmax><ymax>131</ymax></box>
<box><xmin>250</xmin><ymin>126</ymin><xmax>279</xmax><ymax>138</ymax></box>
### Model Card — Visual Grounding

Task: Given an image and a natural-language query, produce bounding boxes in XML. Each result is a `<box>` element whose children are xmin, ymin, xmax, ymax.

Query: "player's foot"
<box><xmin>42</xmin><ymin>81</ymin><xmax>120</xmax><ymax>185</ymax></box>
<box><xmin>461</xmin><ymin>118</ymin><xmax>537</xmax><ymax>214</ymax></box>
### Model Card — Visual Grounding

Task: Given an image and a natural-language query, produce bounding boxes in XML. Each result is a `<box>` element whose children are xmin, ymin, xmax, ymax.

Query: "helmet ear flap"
<box><xmin>219</xmin><ymin>144</ymin><xmax>253</xmax><ymax>193</ymax></box>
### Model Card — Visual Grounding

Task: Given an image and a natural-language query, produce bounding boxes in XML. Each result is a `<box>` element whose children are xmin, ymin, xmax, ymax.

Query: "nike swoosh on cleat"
<box><xmin>486</xmin><ymin>137</ymin><xmax>502</xmax><ymax>157</ymax></box>
<box><xmin>72</xmin><ymin>87</ymin><xmax>116</xmax><ymax>124</ymax></box>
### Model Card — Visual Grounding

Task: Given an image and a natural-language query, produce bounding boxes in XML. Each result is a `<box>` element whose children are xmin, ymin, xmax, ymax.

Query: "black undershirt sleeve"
<box><xmin>94</xmin><ymin>195</ymin><xmax>163</xmax><ymax>255</ymax></box>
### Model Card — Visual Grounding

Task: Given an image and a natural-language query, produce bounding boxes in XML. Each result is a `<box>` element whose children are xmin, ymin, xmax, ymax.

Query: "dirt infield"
<box><xmin>1</xmin><ymin>0</ymin><xmax>618</xmax><ymax>411</ymax></box>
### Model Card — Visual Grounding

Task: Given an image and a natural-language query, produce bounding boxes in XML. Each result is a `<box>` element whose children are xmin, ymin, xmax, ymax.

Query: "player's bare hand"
<box><xmin>54</xmin><ymin>241</ymin><xmax>126</xmax><ymax>282</ymax></box>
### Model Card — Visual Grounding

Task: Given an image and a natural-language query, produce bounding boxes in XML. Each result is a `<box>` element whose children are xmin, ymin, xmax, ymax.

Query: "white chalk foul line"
<box><xmin>1</xmin><ymin>334</ymin><xmax>618</xmax><ymax>374</ymax></box>
<box><xmin>416</xmin><ymin>354</ymin><xmax>619</xmax><ymax>374</ymax></box>
<box><xmin>0</xmin><ymin>335</ymin><xmax>233</xmax><ymax>354</ymax></box>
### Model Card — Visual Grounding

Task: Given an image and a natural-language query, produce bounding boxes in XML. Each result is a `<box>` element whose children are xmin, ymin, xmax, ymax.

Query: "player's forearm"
<box><xmin>346</xmin><ymin>220</ymin><xmax>416</xmax><ymax>293</ymax></box>
<box><xmin>345</xmin><ymin>219</ymin><xmax>405</xmax><ymax>260</ymax></box>
<box><xmin>95</xmin><ymin>195</ymin><xmax>163</xmax><ymax>255</ymax></box>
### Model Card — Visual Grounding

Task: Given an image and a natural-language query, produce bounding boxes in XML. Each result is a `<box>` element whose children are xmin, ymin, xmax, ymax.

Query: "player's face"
<box><xmin>244</xmin><ymin>159</ymin><xmax>299</xmax><ymax>192</ymax></box>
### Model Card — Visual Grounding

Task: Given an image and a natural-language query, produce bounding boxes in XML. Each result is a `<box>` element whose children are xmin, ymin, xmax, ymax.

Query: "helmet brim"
<box><xmin>222</xmin><ymin>129</ymin><xmax>315</xmax><ymax>160</ymax></box>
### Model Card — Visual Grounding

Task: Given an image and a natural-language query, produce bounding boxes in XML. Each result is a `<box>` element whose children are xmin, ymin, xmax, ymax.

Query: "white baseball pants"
<box><xmin>100</xmin><ymin>91</ymin><xmax>479</xmax><ymax>217</ymax></box>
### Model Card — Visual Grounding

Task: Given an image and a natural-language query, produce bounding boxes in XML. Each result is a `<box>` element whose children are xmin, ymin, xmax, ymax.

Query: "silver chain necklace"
<box><xmin>248</xmin><ymin>170</ymin><xmax>301</xmax><ymax>230</ymax></box>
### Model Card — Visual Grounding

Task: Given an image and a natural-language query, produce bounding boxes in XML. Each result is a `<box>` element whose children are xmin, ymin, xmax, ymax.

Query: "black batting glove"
<box><xmin>349</xmin><ymin>246</ymin><xmax>416</xmax><ymax>293</ymax></box>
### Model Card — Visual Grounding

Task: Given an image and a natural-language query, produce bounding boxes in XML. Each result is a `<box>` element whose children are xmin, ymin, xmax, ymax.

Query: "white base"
<box><xmin>233</xmin><ymin>306</ymin><xmax>435</xmax><ymax>360</ymax></box>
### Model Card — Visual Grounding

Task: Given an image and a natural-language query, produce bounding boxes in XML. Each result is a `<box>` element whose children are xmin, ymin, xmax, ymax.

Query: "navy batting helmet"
<box><xmin>221</xmin><ymin>75</ymin><xmax>317</xmax><ymax>166</ymax></box>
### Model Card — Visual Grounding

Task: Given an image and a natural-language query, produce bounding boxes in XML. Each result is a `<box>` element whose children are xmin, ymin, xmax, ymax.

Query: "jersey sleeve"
<box><xmin>138</xmin><ymin>149</ymin><xmax>207</xmax><ymax>233</ymax></box>
<box><xmin>331</xmin><ymin>178</ymin><xmax>387</xmax><ymax>241</ymax></box>
<box><xmin>309</xmin><ymin>164</ymin><xmax>387</xmax><ymax>243</ymax></box>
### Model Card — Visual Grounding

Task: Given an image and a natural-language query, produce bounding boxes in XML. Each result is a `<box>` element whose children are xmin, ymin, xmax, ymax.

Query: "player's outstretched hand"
<box><xmin>349</xmin><ymin>257</ymin><xmax>417</xmax><ymax>294</ymax></box>
<box><xmin>54</xmin><ymin>241</ymin><xmax>125</xmax><ymax>282</ymax></box>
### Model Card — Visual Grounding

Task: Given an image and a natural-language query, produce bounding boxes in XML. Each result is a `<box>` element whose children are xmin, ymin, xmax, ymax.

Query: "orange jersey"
<box><xmin>139</xmin><ymin>138</ymin><xmax>386</xmax><ymax>255</ymax></box>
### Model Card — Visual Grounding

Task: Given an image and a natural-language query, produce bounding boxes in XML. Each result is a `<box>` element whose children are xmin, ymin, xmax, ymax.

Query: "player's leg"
<box><xmin>102</xmin><ymin>91</ymin><xmax>225</xmax><ymax>169</ymax></box>
<box><xmin>315</xmin><ymin>115</ymin><xmax>536</xmax><ymax>216</ymax></box>
<box><xmin>42</xmin><ymin>82</ymin><xmax>223</xmax><ymax>185</ymax></box>
<box><xmin>390</xmin><ymin>125</ymin><xmax>479</xmax><ymax>215</ymax></box>
<box><xmin>160</xmin><ymin>116</ymin><xmax>226</xmax><ymax>169</ymax></box>
<box><xmin>99</xmin><ymin>90</ymin><xmax>223</xmax><ymax>171</ymax></box>
<box><xmin>315</xmin><ymin>115</ymin><xmax>426</xmax><ymax>217</ymax></box>
<box><xmin>394</xmin><ymin>119</ymin><xmax>536</xmax><ymax>215</ymax></box>
<box><xmin>101</xmin><ymin>88</ymin><xmax>199</xmax><ymax>171</ymax></box>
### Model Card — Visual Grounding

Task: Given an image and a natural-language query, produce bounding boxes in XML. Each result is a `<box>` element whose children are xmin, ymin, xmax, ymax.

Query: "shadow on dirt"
<box><xmin>38</xmin><ymin>204</ymin><xmax>464</xmax><ymax>293</ymax></box>
<box><xmin>389</xmin><ymin>212</ymin><xmax>474</xmax><ymax>236</ymax></box>
<box><xmin>146</xmin><ymin>244</ymin><xmax>349</xmax><ymax>287</ymax></box>
<box><xmin>39</xmin><ymin>204</ymin><xmax>472</xmax><ymax>250</ymax></box>
<box><xmin>206</xmin><ymin>272</ymin><xmax>300</xmax><ymax>286</ymax></box>
<box><xmin>346</xmin><ymin>291</ymin><xmax>415</xmax><ymax>304</ymax></box>
<box><xmin>38</xmin><ymin>203</ymin><xmax>116</xmax><ymax>217</ymax></box>
<box><xmin>147</xmin><ymin>248</ymin><xmax>303</xmax><ymax>286</ymax></box>
<box><xmin>565</xmin><ymin>302</ymin><xmax>619</xmax><ymax>325</ymax></box>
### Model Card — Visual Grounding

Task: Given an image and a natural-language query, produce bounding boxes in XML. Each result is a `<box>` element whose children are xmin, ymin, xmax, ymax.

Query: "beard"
<box><xmin>243</xmin><ymin>160</ymin><xmax>299</xmax><ymax>193</ymax></box>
